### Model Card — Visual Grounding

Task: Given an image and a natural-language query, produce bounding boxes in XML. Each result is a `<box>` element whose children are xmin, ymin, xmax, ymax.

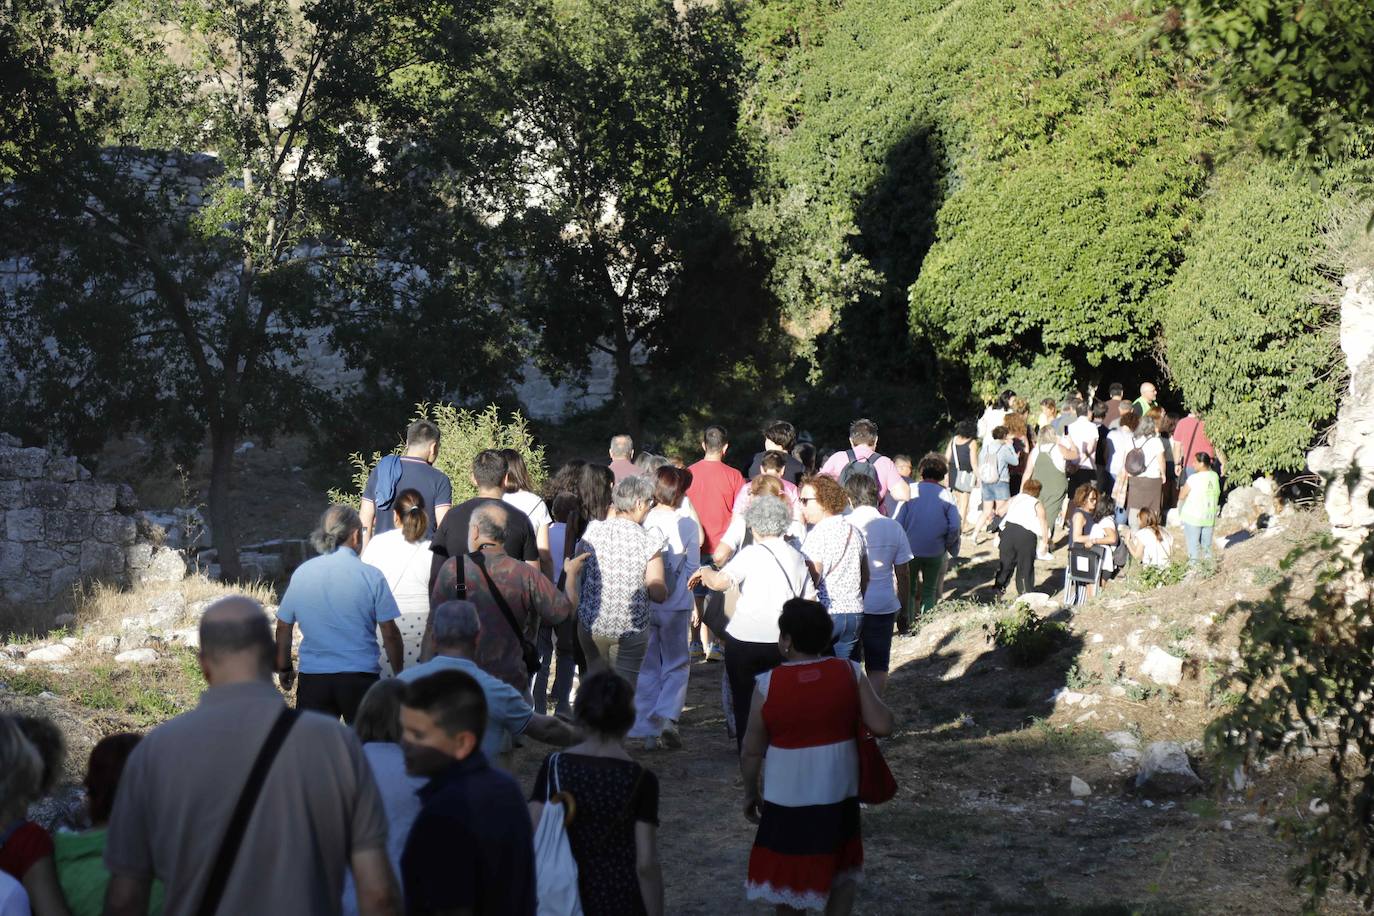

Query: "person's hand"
<box><xmin>564</xmin><ymin>552</ymin><xmax>590</xmax><ymax>576</ymax></box>
<box><xmin>687</xmin><ymin>569</ymin><xmax>704</xmax><ymax>589</ymax></box>
<box><xmin>743</xmin><ymin>794</ymin><xmax>762</xmax><ymax>824</ymax></box>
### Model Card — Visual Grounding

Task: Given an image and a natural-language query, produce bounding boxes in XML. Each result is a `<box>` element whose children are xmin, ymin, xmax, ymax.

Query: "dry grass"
<box><xmin>71</xmin><ymin>574</ymin><xmax>277</xmax><ymax>637</ymax></box>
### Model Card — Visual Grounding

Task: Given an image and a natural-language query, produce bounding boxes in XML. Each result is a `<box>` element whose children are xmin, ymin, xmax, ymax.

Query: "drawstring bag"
<box><xmin>535</xmin><ymin>754</ymin><xmax>583</xmax><ymax>916</ymax></box>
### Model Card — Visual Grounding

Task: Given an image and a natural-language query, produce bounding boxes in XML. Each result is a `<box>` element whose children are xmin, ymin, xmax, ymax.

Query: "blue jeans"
<box><xmin>1184</xmin><ymin>523</ymin><xmax>1214</xmax><ymax>561</ymax></box>
<box><xmin>829</xmin><ymin>613</ymin><xmax>864</xmax><ymax>663</ymax></box>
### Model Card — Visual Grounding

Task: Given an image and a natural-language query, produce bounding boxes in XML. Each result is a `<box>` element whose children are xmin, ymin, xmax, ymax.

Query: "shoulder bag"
<box><xmin>845</xmin><ymin>660</ymin><xmax>897</xmax><ymax>805</ymax></box>
<box><xmin>196</xmin><ymin>707</ymin><xmax>300</xmax><ymax>916</ymax></box>
<box><xmin>534</xmin><ymin>754</ymin><xmax>583</xmax><ymax>916</ymax></box>
<box><xmin>472</xmin><ymin>552</ymin><xmax>542</xmax><ymax>676</ymax></box>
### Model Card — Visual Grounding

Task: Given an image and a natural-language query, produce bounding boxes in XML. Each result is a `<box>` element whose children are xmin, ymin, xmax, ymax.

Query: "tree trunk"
<box><xmin>207</xmin><ymin>422</ymin><xmax>244</xmax><ymax>581</ymax></box>
<box><xmin>611</xmin><ymin>308</ymin><xmax>643</xmax><ymax>443</ymax></box>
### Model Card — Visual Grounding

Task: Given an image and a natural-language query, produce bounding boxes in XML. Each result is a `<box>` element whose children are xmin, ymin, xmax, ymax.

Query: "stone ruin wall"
<box><xmin>1308</xmin><ymin>269</ymin><xmax>1374</xmax><ymax>557</ymax></box>
<box><xmin>0</xmin><ymin>435</ymin><xmax>185</xmax><ymax>629</ymax></box>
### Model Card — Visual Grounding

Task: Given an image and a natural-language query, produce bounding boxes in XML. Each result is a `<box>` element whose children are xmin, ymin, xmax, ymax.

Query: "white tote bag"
<box><xmin>535</xmin><ymin>754</ymin><xmax>583</xmax><ymax>916</ymax></box>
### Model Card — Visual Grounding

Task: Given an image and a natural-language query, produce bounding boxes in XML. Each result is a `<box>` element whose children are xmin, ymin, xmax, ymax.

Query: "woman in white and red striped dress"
<box><xmin>740</xmin><ymin>598</ymin><xmax>894</xmax><ymax>913</ymax></box>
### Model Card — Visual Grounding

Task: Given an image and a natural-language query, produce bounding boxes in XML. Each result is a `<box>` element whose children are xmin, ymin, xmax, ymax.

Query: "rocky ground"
<box><xmin>0</xmin><ymin>502</ymin><xmax>1356</xmax><ymax>913</ymax></box>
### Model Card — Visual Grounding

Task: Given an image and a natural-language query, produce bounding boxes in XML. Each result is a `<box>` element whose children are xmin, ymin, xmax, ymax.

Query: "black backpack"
<box><xmin>838</xmin><ymin>449</ymin><xmax>880</xmax><ymax>488</ymax></box>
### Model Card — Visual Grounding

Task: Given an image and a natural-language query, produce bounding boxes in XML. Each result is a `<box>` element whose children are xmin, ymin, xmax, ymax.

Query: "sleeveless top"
<box><xmin>758</xmin><ymin>658</ymin><xmax>861</xmax><ymax>807</ymax></box>
<box><xmin>1068</xmin><ymin>507</ymin><xmax>1093</xmax><ymax>546</ymax></box>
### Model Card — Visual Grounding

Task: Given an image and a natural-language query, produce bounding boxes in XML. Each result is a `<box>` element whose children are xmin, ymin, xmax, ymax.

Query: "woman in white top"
<box><xmin>1120</xmin><ymin>414</ymin><xmax>1167</xmax><ymax>530</ymax></box>
<box><xmin>993</xmin><ymin>478</ymin><xmax>1049</xmax><ymax>596</ymax></box>
<box><xmin>691</xmin><ymin>495</ymin><xmax>816</xmax><ymax>752</ymax></box>
<box><xmin>842</xmin><ymin>475</ymin><xmax>913</xmax><ymax>695</ymax></box>
<box><xmin>360</xmin><ymin>488</ymin><xmax>431</xmax><ymax>673</ymax></box>
<box><xmin>500</xmin><ymin>448</ymin><xmax>552</xmax><ymax>578</ymax></box>
<box><xmin>629</xmin><ymin>467</ymin><xmax>701</xmax><ymax>749</ymax></box>
<box><xmin>1126</xmin><ymin>506</ymin><xmax>1175</xmax><ymax>568</ymax></box>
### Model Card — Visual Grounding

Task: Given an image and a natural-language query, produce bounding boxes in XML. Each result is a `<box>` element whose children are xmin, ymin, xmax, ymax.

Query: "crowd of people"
<box><xmin>0</xmin><ymin>385</ymin><xmax>1225</xmax><ymax>915</ymax></box>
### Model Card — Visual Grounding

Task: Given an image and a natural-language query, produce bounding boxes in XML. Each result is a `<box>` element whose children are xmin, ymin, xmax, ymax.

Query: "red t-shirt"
<box><xmin>687</xmin><ymin>459</ymin><xmax>744</xmax><ymax>552</ymax></box>
<box><xmin>0</xmin><ymin>820</ymin><xmax>53</xmax><ymax>879</ymax></box>
<box><xmin>1172</xmin><ymin>416</ymin><xmax>1215</xmax><ymax>462</ymax></box>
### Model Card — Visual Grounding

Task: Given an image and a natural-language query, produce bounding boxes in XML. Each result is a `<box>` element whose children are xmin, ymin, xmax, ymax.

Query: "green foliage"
<box><xmin>984</xmin><ymin>607</ymin><xmax>1069</xmax><ymax>667</ymax></box>
<box><xmin>331</xmin><ymin>404</ymin><xmax>546</xmax><ymax>508</ymax></box>
<box><xmin>1065</xmin><ymin>662</ymin><xmax>1103</xmax><ymax>690</ymax></box>
<box><xmin>1159</xmin><ymin>156</ymin><xmax>1340</xmax><ymax>478</ymax></box>
<box><xmin>1207</xmin><ymin>517</ymin><xmax>1374</xmax><ymax>907</ymax></box>
<box><xmin>1133</xmin><ymin>561</ymin><xmax>1190</xmax><ymax>590</ymax></box>
<box><xmin>909</xmin><ymin>0</ymin><xmax>1216</xmax><ymax>393</ymax></box>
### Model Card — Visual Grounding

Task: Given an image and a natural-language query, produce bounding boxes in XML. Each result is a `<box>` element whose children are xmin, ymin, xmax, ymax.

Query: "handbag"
<box><xmin>950</xmin><ymin>442</ymin><xmax>976</xmax><ymax>492</ymax></box>
<box><xmin>534</xmin><ymin>754</ymin><xmax>583</xmax><ymax>916</ymax></box>
<box><xmin>856</xmin><ymin>724</ymin><xmax>897</xmax><ymax>804</ymax></box>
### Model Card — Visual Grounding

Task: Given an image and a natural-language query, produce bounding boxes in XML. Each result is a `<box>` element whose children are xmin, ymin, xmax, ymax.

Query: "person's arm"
<box><xmin>1020</xmin><ymin>447</ymin><xmax>1036</xmax><ymax>483</ymax></box>
<box><xmin>434</xmin><ymin>504</ymin><xmax>450</xmax><ymax>527</ymax></box>
<box><xmin>274</xmin><ymin>620</ymin><xmax>295</xmax><ymax>690</ymax></box>
<box><xmin>350</xmin><ymin>846</ymin><xmax>402</xmax><ymax>916</ymax></box>
<box><xmin>1152</xmin><ymin>446</ymin><xmax>1166</xmax><ymax>479</ymax></box>
<box><xmin>1177</xmin><ymin>479</ymin><xmax>1192</xmax><ymax>506</ymax></box>
<box><xmin>523</xmin><ymin>712</ymin><xmax>575</xmax><ymax>747</ymax></box>
<box><xmin>1126</xmin><ymin>530</ymin><xmax>1144</xmax><ymax>560</ymax></box>
<box><xmin>739</xmin><ymin>688</ymin><xmax>768</xmax><ymax>822</ymax></box>
<box><xmin>563</xmin><ymin>551</ymin><xmax>590</xmax><ymax>607</ymax></box>
<box><xmin>104</xmin><ymin>873</ymin><xmax>152</xmax><ymax>916</ymax></box>
<box><xmin>945</xmin><ymin>502</ymin><xmax>961</xmax><ymax>557</ymax></box>
<box><xmin>359</xmin><ymin>499</ymin><xmax>376</xmax><ymax>547</ymax></box>
<box><xmin>688</xmin><ymin>565</ymin><xmax>734</xmax><ymax>592</ymax></box>
<box><xmin>1035</xmin><ymin>502</ymin><xmax>1050</xmax><ymax>543</ymax></box>
<box><xmin>536</xmin><ymin>522</ymin><xmax>552</xmax><ymax>580</ymax></box>
<box><xmin>858</xmin><ymin>546</ymin><xmax>870</xmax><ymax>596</ymax></box>
<box><xmin>1072</xmin><ymin>511</ymin><xmax>1089</xmax><ymax>545</ymax></box>
<box><xmin>379</xmin><ymin>619</ymin><xmax>404</xmax><ymax>674</ymax></box>
<box><xmin>889</xmin><ymin>474</ymin><xmax>911</xmax><ymax>503</ymax></box>
<box><xmin>1057</xmin><ymin>436</ymin><xmax>1079</xmax><ymax>462</ymax></box>
<box><xmin>857</xmin><ymin>669</ymin><xmax>894</xmax><ymax>736</ymax></box>
<box><xmin>644</xmin><ymin>553</ymin><xmax>668</xmax><ymax>604</ymax></box>
<box><xmin>635</xmin><ymin>822</ymin><xmax>665</xmax><ymax>916</ymax></box>
<box><xmin>895</xmin><ymin>561</ymin><xmax>910</xmax><ymax>615</ymax></box>
<box><xmin>23</xmin><ymin>856</ymin><xmax>71</xmax><ymax>916</ymax></box>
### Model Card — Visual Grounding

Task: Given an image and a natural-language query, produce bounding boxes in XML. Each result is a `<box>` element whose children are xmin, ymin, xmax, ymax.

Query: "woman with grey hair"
<box><xmin>276</xmin><ymin>503</ymin><xmax>405</xmax><ymax>724</ymax></box>
<box><xmin>1122</xmin><ymin>413</ymin><xmax>1167</xmax><ymax>529</ymax></box>
<box><xmin>565</xmin><ymin>474</ymin><xmax>668</xmax><ymax>686</ymax></box>
<box><xmin>341</xmin><ymin>681</ymin><xmax>424</xmax><ymax>916</ymax></box>
<box><xmin>689</xmin><ymin>495</ymin><xmax>816</xmax><ymax>751</ymax></box>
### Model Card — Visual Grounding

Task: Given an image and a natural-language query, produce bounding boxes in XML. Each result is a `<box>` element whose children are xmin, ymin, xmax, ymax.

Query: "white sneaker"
<box><xmin>1036</xmin><ymin>551</ymin><xmax>1054</xmax><ymax>561</ymax></box>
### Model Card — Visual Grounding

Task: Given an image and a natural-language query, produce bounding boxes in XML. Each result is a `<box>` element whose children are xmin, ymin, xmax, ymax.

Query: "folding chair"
<box><xmin>1062</xmin><ymin>545</ymin><xmax>1103</xmax><ymax>607</ymax></box>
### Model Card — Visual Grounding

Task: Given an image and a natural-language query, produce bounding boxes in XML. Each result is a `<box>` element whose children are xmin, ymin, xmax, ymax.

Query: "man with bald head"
<box><xmin>428</xmin><ymin>501</ymin><xmax>573</xmax><ymax>695</ymax></box>
<box><xmin>275</xmin><ymin>504</ymin><xmax>405</xmax><ymax>724</ymax></box>
<box><xmin>103</xmin><ymin>597</ymin><xmax>400</xmax><ymax>916</ymax></box>
<box><xmin>608</xmin><ymin>434</ymin><xmax>638</xmax><ymax>483</ymax></box>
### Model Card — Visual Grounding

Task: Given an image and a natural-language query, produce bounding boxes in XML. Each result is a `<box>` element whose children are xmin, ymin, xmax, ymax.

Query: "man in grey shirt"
<box><xmin>103</xmin><ymin>596</ymin><xmax>400</xmax><ymax>916</ymax></box>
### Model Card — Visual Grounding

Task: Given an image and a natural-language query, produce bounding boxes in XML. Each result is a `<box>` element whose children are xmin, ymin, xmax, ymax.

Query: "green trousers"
<box><xmin>902</xmin><ymin>555</ymin><xmax>947</xmax><ymax>630</ymax></box>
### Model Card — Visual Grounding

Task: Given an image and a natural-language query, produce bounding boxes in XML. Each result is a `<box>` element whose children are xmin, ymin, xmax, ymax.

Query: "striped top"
<box><xmin>757</xmin><ymin>658</ymin><xmax>861</xmax><ymax>807</ymax></box>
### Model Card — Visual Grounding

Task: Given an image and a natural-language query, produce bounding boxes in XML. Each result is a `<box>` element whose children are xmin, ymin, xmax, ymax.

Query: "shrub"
<box><xmin>1158</xmin><ymin>155</ymin><xmax>1341</xmax><ymax>479</ymax></box>
<box><xmin>984</xmin><ymin>607</ymin><xmax>1068</xmax><ymax>667</ymax></box>
<box><xmin>330</xmin><ymin>404</ymin><xmax>546</xmax><ymax>507</ymax></box>
<box><xmin>1207</xmin><ymin>521</ymin><xmax>1374</xmax><ymax>907</ymax></box>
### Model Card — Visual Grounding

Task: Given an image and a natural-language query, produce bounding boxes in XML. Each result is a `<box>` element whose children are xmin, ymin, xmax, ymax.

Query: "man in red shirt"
<box><xmin>1173</xmin><ymin>410</ymin><xmax>1219</xmax><ymax>482</ymax></box>
<box><xmin>686</xmin><ymin>425</ymin><xmax>743</xmax><ymax>662</ymax></box>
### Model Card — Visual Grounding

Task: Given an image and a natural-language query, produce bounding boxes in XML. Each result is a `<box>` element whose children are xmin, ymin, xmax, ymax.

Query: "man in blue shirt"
<box><xmin>894</xmin><ymin>454</ymin><xmax>962</xmax><ymax>631</ymax></box>
<box><xmin>398</xmin><ymin>600</ymin><xmax>572</xmax><ymax>767</ymax></box>
<box><xmin>400</xmin><ymin>669</ymin><xmax>536</xmax><ymax>916</ymax></box>
<box><xmin>275</xmin><ymin>504</ymin><xmax>404</xmax><ymax>724</ymax></box>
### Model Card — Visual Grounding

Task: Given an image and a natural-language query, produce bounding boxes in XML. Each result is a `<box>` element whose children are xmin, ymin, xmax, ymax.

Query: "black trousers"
<box><xmin>996</xmin><ymin>523</ymin><xmax>1038</xmax><ymax>595</ymax></box>
<box><xmin>724</xmin><ymin>633</ymin><xmax>784</xmax><ymax>753</ymax></box>
<box><xmin>296</xmin><ymin>672</ymin><xmax>378</xmax><ymax>725</ymax></box>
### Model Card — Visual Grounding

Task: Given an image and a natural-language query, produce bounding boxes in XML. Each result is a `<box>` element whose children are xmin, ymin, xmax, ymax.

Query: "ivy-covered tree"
<box><xmin>0</xmin><ymin>0</ymin><xmax>516</xmax><ymax>578</ymax></box>
<box><xmin>509</xmin><ymin>0</ymin><xmax>760</xmax><ymax>440</ymax></box>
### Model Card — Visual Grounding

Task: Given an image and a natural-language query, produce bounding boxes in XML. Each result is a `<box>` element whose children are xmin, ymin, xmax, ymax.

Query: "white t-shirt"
<box><xmin>644</xmin><ymin>507</ymin><xmax>700</xmax><ymax>612</ymax></box>
<box><xmin>503</xmin><ymin>490</ymin><xmax>551</xmax><ymax>530</ymax></box>
<box><xmin>1132</xmin><ymin>436</ymin><xmax>1166</xmax><ymax>480</ymax></box>
<box><xmin>1134</xmin><ymin>527</ymin><xmax>1174</xmax><ymax>566</ymax></box>
<box><xmin>1107</xmin><ymin>428</ymin><xmax>1135</xmax><ymax>477</ymax></box>
<box><xmin>0</xmin><ymin>872</ymin><xmax>27</xmax><ymax>916</ymax></box>
<box><xmin>848</xmin><ymin>506</ymin><xmax>914</xmax><ymax>615</ymax></box>
<box><xmin>977</xmin><ymin>405</ymin><xmax>1007</xmax><ymax>443</ymax></box>
<box><xmin>721</xmin><ymin>540</ymin><xmax>816</xmax><ymax>643</ymax></box>
<box><xmin>360</xmin><ymin>529</ymin><xmax>432</xmax><ymax>617</ymax></box>
<box><xmin>1002</xmin><ymin>493</ymin><xmax>1043</xmax><ymax>535</ymax></box>
<box><xmin>1090</xmin><ymin>518</ymin><xmax>1118</xmax><ymax>573</ymax></box>
<box><xmin>1066</xmin><ymin>417</ymin><xmax>1098</xmax><ymax>470</ymax></box>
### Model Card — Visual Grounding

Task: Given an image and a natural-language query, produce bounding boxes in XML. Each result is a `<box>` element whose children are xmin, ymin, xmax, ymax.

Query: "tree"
<box><xmin>0</xmin><ymin>0</ymin><xmax>517</xmax><ymax>578</ymax></box>
<box><xmin>509</xmin><ymin>0</ymin><xmax>758</xmax><ymax>441</ymax></box>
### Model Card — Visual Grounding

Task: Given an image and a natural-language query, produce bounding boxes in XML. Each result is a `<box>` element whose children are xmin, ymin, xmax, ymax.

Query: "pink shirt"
<box><xmin>818</xmin><ymin>445</ymin><xmax>905</xmax><ymax>514</ymax></box>
<box><xmin>730</xmin><ymin>479</ymin><xmax>800</xmax><ymax>520</ymax></box>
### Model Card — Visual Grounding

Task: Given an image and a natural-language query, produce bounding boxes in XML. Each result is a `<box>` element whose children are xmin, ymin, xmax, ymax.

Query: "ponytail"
<box><xmin>394</xmin><ymin>488</ymin><xmax>428</xmax><ymax>543</ymax></box>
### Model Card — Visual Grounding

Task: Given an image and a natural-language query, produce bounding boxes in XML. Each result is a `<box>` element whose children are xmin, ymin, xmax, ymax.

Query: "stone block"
<box><xmin>1</xmin><ymin>575</ymin><xmax>47</xmax><ymax>605</ymax></box>
<box><xmin>67</xmin><ymin>482</ymin><xmax>117</xmax><ymax>512</ymax></box>
<box><xmin>47</xmin><ymin>566</ymin><xmax>80</xmax><ymax>601</ymax></box>
<box><xmin>1135</xmin><ymin>741</ymin><xmax>1203</xmax><ymax>796</ymax></box>
<box><xmin>26</xmin><ymin>644</ymin><xmax>73</xmax><ymax>663</ymax></box>
<box><xmin>23</xmin><ymin>546</ymin><xmax>64</xmax><ymax>573</ymax></box>
<box><xmin>23</xmin><ymin>481</ymin><xmax>67</xmax><ymax>510</ymax></box>
<box><xmin>126</xmin><ymin>543</ymin><xmax>155</xmax><ymax>570</ymax></box>
<box><xmin>114</xmin><ymin>648</ymin><xmax>159</xmax><ymax>665</ymax></box>
<box><xmin>81</xmin><ymin>542</ymin><xmax>125</xmax><ymax>578</ymax></box>
<box><xmin>6</xmin><ymin>508</ymin><xmax>45</xmax><ymax>541</ymax></box>
<box><xmin>0</xmin><ymin>543</ymin><xmax>23</xmax><ymax>578</ymax></box>
<box><xmin>1140</xmin><ymin>647</ymin><xmax>1184</xmax><ymax>687</ymax></box>
<box><xmin>131</xmin><ymin>548</ymin><xmax>187</xmax><ymax>585</ymax></box>
<box><xmin>0</xmin><ymin>480</ymin><xmax>21</xmax><ymax>506</ymax></box>
<box><xmin>0</xmin><ymin>447</ymin><xmax>47</xmax><ymax>479</ymax></box>
<box><xmin>93</xmin><ymin>514</ymin><xmax>138</xmax><ymax>546</ymax></box>
<box><xmin>45</xmin><ymin>511</ymin><xmax>92</xmax><ymax>542</ymax></box>
<box><xmin>115</xmin><ymin>484</ymin><xmax>138</xmax><ymax>513</ymax></box>
<box><xmin>46</xmin><ymin>456</ymin><xmax>79</xmax><ymax>482</ymax></box>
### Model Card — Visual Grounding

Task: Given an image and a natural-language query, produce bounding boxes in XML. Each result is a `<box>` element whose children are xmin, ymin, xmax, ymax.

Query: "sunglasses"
<box><xmin>798</xmin><ymin>496</ymin><xmax>817</xmax><ymax>504</ymax></box>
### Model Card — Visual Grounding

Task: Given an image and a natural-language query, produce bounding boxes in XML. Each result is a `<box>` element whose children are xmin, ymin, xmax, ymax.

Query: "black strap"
<box><xmin>197</xmin><ymin>707</ymin><xmax>300</xmax><ymax>916</ymax></box>
<box><xmin>472</xmin><ymin>552</ymin><xmax>537</xmax><ymax>659</ymax></box>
